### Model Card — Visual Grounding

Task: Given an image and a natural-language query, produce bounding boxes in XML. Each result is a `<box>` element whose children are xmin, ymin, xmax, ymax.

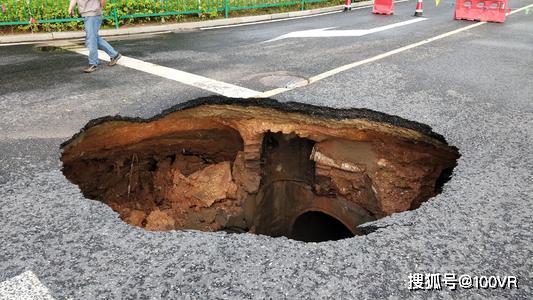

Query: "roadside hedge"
<box><xmin>0</xmin><ymin>0</ymin><xmax>343</xmax><ymax>32</ymax></box>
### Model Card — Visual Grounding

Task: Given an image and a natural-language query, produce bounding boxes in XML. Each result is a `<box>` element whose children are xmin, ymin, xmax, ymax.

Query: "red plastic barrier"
<box><xmin>455</xmin><ymin>0</ymin><xmax>511</xmax><ymax>23</ymax></box>
<box><xmin>373</xmin><ymin>0</ymin><xmax>394</xmax><ymax>15</ymax></box>
<box><xmin>344</xmin><ymin>0</ymin><xmax>352</xmax><ymax>11</ymax></box>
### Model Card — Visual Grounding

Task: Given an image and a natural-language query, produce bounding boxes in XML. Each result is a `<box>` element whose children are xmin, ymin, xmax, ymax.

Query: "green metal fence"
<box><xmin>0</xmin><ymin>0</ymin><xmax>340</xmax><ymax>29</ymax></box>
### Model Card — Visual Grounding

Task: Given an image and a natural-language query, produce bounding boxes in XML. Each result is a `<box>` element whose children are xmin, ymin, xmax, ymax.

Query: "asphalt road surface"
<box><xmin>1</xmin><ymin>0</ymin><xmax>532</xmax><ymax>298</ymax></box>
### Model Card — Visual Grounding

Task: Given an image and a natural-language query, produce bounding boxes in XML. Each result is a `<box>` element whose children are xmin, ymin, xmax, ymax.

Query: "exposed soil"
<box><xmin>61</xmin><ymin>97</ymin><xmax>460</xmax><ymax>242</ymax></box>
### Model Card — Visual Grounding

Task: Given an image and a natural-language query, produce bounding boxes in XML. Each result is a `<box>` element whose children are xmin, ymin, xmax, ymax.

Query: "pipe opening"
<box><xmin>291</xmin><ymin>211</ymin><xmax>355</xmax><ymax>242</ymax></box>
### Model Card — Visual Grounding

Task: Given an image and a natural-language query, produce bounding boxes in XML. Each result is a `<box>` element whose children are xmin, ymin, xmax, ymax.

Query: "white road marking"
<box><xmin>65</xmin><ymin>46</ymin><xmax>261</xmax><ymax>98</ymax></box>
<box><xmin>258</xmin><ymin>2</ymin><xmax>533</xmax><ymax>98</ymax></box>
<box><xmin>264</xmin><ymin>18</ymin><xmax>427</xmax><ymax>42</ymax></box>
<box><xmin>508</xmin><ymin>2</ymin><xmax>533</xmax><ymax>14</ymax></box>
<box><xmin>201</xmin><ymin>0</ymin><xmax>410</xmax><ymax>30</ymax></box>
<box><xmin>0</xmin><ymin>271</ymin><xmax>54</xmax><ymax>300</ymax></box>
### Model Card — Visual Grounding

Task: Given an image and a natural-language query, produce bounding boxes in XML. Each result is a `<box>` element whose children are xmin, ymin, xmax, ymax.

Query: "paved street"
<box><xmin>1</xmin><ymin>0</ymin><xmax>532</xmax><ymax>298</ymax></box>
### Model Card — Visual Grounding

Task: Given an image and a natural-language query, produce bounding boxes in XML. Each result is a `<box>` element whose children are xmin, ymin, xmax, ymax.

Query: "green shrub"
<box><xmin>0</xmin><ymin>0</ymin><xmax>344</xmax><ymax>32</ymax></box>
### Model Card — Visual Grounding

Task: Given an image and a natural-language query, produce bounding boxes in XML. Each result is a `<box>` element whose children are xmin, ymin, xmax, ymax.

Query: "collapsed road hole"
<box><xmin>61</xmin><ymin>96</ymin><xmax>460</xmax><ymax>243</ymax></box>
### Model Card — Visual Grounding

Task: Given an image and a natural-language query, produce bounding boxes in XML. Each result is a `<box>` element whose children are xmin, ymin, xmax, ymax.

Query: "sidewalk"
<box><xmin>0</xmin><ymin>2</ymin><xmax>374</xmax><ymax>44</ymax></box>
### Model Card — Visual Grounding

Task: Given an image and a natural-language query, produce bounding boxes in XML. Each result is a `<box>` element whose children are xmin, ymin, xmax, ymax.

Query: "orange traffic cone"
<box><xmin>414</xmin><ymin>0</ymin><xmax>423</xmax><ymax>17</ymax></box>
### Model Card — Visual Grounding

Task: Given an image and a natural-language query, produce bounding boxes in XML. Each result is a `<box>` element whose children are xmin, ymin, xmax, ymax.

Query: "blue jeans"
<box><xmin>83</xmin><ymin>15</ymin><xmax>118</xmax><ymax>66</ymax></box>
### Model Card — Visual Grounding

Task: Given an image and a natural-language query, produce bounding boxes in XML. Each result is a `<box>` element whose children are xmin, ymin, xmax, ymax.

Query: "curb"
<box><xmin>0</xmin><ymin>1</ymin><xmax>374</xmax><ymax>44</ymax></box>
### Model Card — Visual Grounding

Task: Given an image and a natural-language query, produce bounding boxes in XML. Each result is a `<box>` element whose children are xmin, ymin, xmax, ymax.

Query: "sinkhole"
<box><xmin>61</xmin><ymin>97</ymin><xmax>460</xmax><ymax>243</ymax></box>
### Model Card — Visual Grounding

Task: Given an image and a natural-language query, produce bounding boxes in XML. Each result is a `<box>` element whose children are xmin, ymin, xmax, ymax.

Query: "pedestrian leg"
<box><xmin>94</xmin><ymin>16</ymin><xmax>118</xmax><ymax>59</ymax></box>
<box><xmin>84</xmin><ymin>16</ymin><xmax>99</xmax><ymax>66</ymax></box>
